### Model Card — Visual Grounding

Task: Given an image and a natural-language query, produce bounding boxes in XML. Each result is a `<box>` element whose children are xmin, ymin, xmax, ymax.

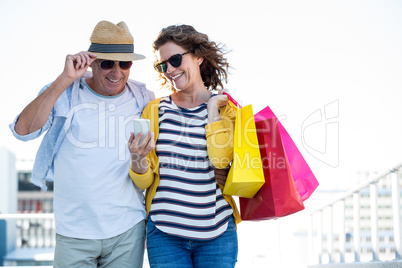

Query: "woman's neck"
<box><xmin>172</xmin><ymin>87</ymin><xmax>211</xmax><ymax>108</ymax></box>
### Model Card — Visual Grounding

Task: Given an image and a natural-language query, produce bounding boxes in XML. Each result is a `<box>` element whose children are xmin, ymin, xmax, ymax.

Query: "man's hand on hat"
<box><xmin>61</xmin><ymin>51</ymin><xmax>97</xmax><ymax>82</ymax></box>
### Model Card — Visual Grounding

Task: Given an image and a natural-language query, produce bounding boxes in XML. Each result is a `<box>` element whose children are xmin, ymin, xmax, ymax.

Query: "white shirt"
<box><xmin>53</xmin><ymin>79</ymin><xmax>146</xmax><ymax>239</ymax></box>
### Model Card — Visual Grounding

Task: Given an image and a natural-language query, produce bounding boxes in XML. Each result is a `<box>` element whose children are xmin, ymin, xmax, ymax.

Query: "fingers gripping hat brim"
<box><xmin>87</xmin><ymin>21</ymin><xmax>145</xmax><ymax>61</ymax></box>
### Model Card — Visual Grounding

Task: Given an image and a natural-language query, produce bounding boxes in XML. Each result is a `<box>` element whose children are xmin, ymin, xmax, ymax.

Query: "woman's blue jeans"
<box><xmin>146</xmin><ymin>216</ymin><xmax>238</xmax><ymax>268</ymax></box>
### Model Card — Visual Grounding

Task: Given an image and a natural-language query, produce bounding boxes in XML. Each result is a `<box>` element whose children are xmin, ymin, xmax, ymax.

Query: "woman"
<box><xmin>128</xmin><ymin>24</ymin><xmax>240</xmax><ymax>268</ymax></box>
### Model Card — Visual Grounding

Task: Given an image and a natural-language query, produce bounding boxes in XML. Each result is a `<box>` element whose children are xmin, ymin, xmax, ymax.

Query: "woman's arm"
<box><xmin>206</xmin><ymin>100</ymin><xmax>236</xmax><ymax>169</ymax></box>
<box><xmin>128</xmin><ymin>131</ymin><xmax>155</xmax><ymax>189</ymax></box>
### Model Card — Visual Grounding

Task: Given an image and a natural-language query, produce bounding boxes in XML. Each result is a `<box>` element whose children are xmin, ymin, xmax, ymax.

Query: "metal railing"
<box><xmin>0</xmin><ymin>213</ymin><xmax>55</xmax><ymax>248</ymax></box>
<box><xmin>308</xmin><ymin>163</ymin><xmax>402</xmax><ymax>266</ymax></box>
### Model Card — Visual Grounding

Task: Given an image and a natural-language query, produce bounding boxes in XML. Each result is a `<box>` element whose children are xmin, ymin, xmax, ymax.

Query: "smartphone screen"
<box><xmin>133</xmin><ymin>119</ymin><xmax>150</xmax><ymax>142</ymax></box>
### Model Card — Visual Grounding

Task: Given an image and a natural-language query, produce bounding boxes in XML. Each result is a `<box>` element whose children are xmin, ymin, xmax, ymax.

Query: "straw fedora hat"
<box><xmin>87</xmin><ymin>20</ymin><xmax>145</xmax><ymax>61</ymax></box>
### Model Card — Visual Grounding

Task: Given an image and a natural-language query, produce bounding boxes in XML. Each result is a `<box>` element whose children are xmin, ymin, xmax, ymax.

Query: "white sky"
<box><xmin>1</xmin><ymin>0</ymin><xmax>402</xmax><ymax>193</ymax></box>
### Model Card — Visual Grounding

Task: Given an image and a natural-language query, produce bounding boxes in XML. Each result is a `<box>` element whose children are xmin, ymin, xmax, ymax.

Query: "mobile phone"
<box><xmin>133</xmin><ymin>119</ymin><xmax>151</xmax><ymax>142</ymax></box>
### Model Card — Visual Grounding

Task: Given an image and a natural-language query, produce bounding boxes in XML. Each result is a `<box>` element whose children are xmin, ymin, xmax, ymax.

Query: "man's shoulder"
<box><xmin>127</xmin><ymin>78</ymin><xmax>147</xmax><ymax>89</ymax></box>
<box><xmin>126</xmin><ymin>79</ymin><xmax>155</xmax><ymax>102</ymax></box>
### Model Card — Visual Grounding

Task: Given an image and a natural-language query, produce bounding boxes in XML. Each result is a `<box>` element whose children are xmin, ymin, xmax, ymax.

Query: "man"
<box><xmin>10</xmin><ymin>20</ymin><xmax>154</xmax><ymax>267</ymax></box>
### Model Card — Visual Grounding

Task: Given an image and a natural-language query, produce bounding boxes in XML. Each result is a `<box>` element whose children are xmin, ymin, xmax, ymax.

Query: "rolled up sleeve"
<box><xmin>9</xmin><ymin>115</ymin><xmax>49</xmax><ymax>141</ymax></box>
<box><xmin>205</xmin><ymin>105</ymin><xmax>236</xmax><ymax>169</ymax></box>
<box><xmin>129</xmin><ymin>165</ymin><xmax>155</xmax><ymax>190</ymax></box>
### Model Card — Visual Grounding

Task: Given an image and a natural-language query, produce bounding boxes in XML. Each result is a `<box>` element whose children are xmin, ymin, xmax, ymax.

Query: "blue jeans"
<box><xmin>146</xmin><ymin>216</ymin><xmax>238</xmax><ymax>268</ymax></box>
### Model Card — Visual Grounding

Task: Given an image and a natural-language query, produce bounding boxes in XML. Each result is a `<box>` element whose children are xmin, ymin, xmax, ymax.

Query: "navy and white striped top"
<box><xmin>149</xmin><ymin>96</ymin><xmax>233</xmax><ymax>241</ymax></box>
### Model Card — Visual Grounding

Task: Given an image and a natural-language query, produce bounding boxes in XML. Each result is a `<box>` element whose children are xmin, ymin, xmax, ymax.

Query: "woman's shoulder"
<box><xmin>148</xmin><ymin>97</ymin><xmax>163</xmax><ymax>105</ymax></box>
<box><xmin>142</xmin><ymin>97</ymin><xmax>163</xmax><ymax>117</ymax></box>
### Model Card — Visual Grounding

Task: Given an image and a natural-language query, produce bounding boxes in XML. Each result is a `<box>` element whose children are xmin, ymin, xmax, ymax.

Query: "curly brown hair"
<box><xmin>152</xmin><ymin>24</ymin><xmax>230</xmax><ymax>92</ymax></box>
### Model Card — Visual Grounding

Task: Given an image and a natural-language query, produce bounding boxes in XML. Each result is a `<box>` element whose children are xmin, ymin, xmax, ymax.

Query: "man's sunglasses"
<box><xmin>154</xmin><ymin>52</ymin><xmax>190</xmax><ymax>73</ymax></box>
<box><xmin>98</xmin><ymin>60</ymin><xmax>133</xmax><ymax>71</ymax></box>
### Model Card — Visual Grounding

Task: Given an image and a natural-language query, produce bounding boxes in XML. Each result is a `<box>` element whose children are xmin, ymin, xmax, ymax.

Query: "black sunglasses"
<box><xmin>154</xmin><ymin>52</ymin><xmax>190</xmax><ymax>73</ymax></box>
<box><xmin>98</xmin><ymin>60</ymin><xmax>133</xmax><ymax>71</ymax></box>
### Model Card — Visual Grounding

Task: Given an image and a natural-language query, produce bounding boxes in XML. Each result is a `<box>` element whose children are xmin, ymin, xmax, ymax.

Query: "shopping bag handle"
<box><xmin>223</xmin><ymin>93</ymin><xmax>242</xmax><ymax>108</ymax></box>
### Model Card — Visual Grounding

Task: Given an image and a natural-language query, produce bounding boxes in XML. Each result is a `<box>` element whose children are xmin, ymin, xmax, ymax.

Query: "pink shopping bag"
<box><xmin>254</xmin><ymin>106</ymin><xmax>318</xmax><ymax>201</ymax></box>
<box><xmin>224</xmin><ymin>93</ymin><xmax>319</xmax><ymax>202</ymax></box>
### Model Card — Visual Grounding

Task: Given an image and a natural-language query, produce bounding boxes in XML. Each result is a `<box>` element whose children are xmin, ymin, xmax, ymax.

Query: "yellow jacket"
<box><xmin>129</xmin><ymin>97</ymin><xmax>241</xmax><ymax>225</ymax></box>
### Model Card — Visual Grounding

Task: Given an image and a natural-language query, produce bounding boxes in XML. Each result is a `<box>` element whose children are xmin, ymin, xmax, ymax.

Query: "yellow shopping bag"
<box><xmin>223</xmin><ymin>103</ymin><xmax>265</xmax><ymax>198</ymax></box>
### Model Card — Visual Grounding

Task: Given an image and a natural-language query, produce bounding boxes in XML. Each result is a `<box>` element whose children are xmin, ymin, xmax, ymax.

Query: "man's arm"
<box><xmin>14</xmin><ymin>52</ymin><xmax>97</xmax><ymax>135</ymax></box>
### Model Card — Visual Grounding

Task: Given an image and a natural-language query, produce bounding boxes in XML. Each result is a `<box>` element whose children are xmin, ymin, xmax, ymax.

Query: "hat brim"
<box><xmin>88</xmin><ymin>51</ymin><xmax>146</xmax><ymax>61</ymax></box>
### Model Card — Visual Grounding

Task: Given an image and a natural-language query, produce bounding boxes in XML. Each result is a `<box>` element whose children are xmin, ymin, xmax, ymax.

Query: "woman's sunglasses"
<box><xmin>154</xmin><ymin>52</ymin><xmax>190</xmax><ymax>73</ymax></box>
<box><xmin>98</xmin><ymin>60</ymin><xmax>133</xmax><ymax>71</ymax></box>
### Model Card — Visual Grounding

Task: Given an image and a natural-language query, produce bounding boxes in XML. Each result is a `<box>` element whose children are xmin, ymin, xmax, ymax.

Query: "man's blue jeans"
<box><xmin>146</xmin><ymin>216</ymin><xmax>238</xmax><ymax>268</ymax></box>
